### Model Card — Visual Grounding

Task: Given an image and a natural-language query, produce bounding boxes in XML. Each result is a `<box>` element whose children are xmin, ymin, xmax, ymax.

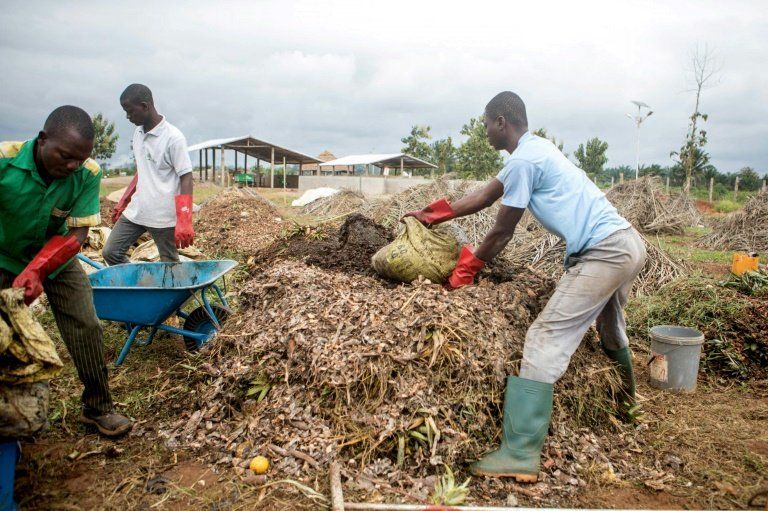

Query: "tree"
<box><xmin>455</xmin><ymin>116</ymin><xmax>503</xmax><ymax>179</ymax></box>
<box><xmin>673</xmin><ymin>45</ymin><xmax>719</xmax><ymax>193</ymax></box>
<box><xmin>91</xmin><ymin>112</ymin><xmax>119</xmax><ymax>163</ymax></box>
<box><xmin>671</xmin><ymin>146</ymin><xmax>715</xmax><ymax>187</ymax></box>
<box><xmin>737</xmin><ymin>166</ymin><xmax>762</xmax><ymax>191</ymax></box>
<box><xmin>532</xmin><ymin>127</ymin><xmax>566</xmax><ymax>156</ymax></box>
<box><xmin>574</xmin><ymin>137</ymin><xmax>608</xmax><ymax>177</ymax></box>
<box><xmin>400</xmin><ymin>125</ymin><xmax>433</xmax><ymax>162</ymax></box>
<box><xmin>430</xmin><ymin>137</ymin><xmax>456</xmax><ymax>175</ymax></box>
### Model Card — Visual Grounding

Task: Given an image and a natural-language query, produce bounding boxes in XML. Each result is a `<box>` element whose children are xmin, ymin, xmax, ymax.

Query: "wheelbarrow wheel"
<box><xmin>183</xmin><ymin>305</ymin><xmax>231</xmax><ymax>351</ymax></box>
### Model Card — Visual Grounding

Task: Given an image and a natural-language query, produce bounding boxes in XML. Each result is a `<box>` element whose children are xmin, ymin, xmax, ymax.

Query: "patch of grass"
<box><xmin>99</xmin><ymin>182</ymin><xmax>125</xmax><ymax>198</ymax></box>
<box><xmin>193</xmin><ymin>183</ymin><xmax>222</xmax><ymax>204</ymax></box>
<box><xmin>714</xmin><ymin>199</ymin><xmax>741</xmax><ymax>213</ymax></box>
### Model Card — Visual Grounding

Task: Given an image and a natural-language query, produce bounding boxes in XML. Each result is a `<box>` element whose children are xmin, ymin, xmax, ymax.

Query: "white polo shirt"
<box><xmin>123</xmin><ymin>116</ymin><xmax>193</xmax><ymax>228</ymax></box>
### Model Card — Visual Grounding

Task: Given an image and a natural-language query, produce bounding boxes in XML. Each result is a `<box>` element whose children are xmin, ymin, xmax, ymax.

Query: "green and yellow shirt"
<box><xmin>0</xmin><ymin>138</ymin><xmax>102</xmax><ymax>275</ymax></box>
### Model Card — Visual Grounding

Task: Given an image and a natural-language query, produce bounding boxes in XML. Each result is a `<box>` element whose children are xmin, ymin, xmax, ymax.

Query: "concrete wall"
<box><xmin>298</xmin><ymin>175</ymin><xmax>433</xmax><ymax>196</ymax></box>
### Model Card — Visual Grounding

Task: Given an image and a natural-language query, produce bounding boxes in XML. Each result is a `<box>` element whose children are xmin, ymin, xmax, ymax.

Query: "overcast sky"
<box><xmin>1</xmin><ymin>0</ymin><xmax>766</xmax><ymax>174</ymax></box>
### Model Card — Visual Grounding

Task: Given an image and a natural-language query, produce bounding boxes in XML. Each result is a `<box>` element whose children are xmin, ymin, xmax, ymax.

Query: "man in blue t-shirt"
<box><xmin>405</xmin><ymin>91</ymin><xmax>646</xmax><ymax>483</ymax></box>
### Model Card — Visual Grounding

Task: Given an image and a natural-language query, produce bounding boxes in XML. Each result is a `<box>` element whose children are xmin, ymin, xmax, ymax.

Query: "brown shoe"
<box><xmin>81</xmin><ymin>411</ymin><xmax>133</xmax><ymax>438</ymax></box>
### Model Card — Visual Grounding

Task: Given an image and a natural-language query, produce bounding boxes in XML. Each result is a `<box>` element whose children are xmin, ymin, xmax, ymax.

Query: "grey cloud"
<box><xmin>0</xmin><ymin>0</ymin><xmax>766</xmax><ymax>175</ymax></box>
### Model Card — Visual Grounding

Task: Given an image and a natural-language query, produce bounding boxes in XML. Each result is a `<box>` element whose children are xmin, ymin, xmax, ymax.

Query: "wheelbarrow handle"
<box><xmin>76</xmin><ymin>253</ymin><xmax>106</xmax><ymax>270</ymax></box>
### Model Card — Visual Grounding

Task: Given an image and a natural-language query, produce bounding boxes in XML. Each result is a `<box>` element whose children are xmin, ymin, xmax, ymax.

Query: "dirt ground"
<box><xmin>13</xmin><ymin>189</ymin><xmax>768</xmax><ymax>510</ymax></box>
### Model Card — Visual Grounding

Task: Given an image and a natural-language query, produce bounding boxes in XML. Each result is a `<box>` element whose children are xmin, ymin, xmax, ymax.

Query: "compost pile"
<box><xmin>99</xmin><ymin>197</ymin><xmax>115</xmax><ymax>228</ymax></box>
<box><xmin>303</xmin><ymin>190</ymin><xmax>368</xmax><ymax>218</ymax></box>
<box><xmin>256</xmin><ymin>214</ymin><xmax>393</xmax><ymax>277</ymax></box>
<box><xmin>195</xmin><ymin>189</ymin><xmax>285</xmax><ymax>256</ymax></box>
<box><xmin>698</xmin><ymin>191</ymin><xmax>768</xmax><ymax>252</ymax></box>
<box><xmin>156</xmin><ymin>259</ymin><xmax>631</xmax><ymax>490</ymax></box>
<box><xmin>605</xmin><ymin>177</ymin><xmax>701</xmax><ymax>235</ymax></box>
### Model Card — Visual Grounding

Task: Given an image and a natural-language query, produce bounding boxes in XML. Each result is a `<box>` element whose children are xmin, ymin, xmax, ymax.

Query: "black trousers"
<box><xmin>0</xmin><ymin>261</ymin><xmax>113</xmax><ymax>414</ymax></box>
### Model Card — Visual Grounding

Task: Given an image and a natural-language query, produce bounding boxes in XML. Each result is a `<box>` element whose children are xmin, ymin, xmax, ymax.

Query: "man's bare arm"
<box><xmin>179</xmin><ymin>172</ymin><xmax>193</xmax><ymax>196</ymax></box>
<box><xmin>474</xmin><ymin>205</ymin><xmax>525</xmax><ymax>262</ymax></box>
<box><xmin>449</xmin><ymin>179</ymin><xmax>504</xmax><ymax>218</ymax></box>
<box><xmin>68</xmin><ymin>226</ymin><xmax>89</xmax><ymax>245</ymax></box>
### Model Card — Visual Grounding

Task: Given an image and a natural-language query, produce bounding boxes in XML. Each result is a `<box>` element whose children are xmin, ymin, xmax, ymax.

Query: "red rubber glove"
<box><xmin>175</xmin><ymin>194</ymin><xmax>195</xmax><ymax>249</ymax></box>
<box><xmin>402</xmin><ymin>198</ymin><xmax>456</xmax><ymax>227</ymax></box>
<box><xmin>112</xmin><ymin>174</ymin><xmax>138</xmax><ymax>224</ymax></box>
<box><xmin>446</xmin><ymin>245</ymin><xmax>486</xmax><ymax>290</ymax></box>
<box><xmin>13</xmin><ymin>235</ymin><xmax>82</xmax><ymax>305</ymax></box>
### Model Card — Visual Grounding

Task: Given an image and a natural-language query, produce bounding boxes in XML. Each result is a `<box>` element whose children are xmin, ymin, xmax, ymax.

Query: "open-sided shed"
<box><xmin>319</xmin><ymin>153</ymin><xmax>436</xmax><ymax>176</ymax></box>
<box><xmin>187</xmin><ymin>136</ymin><xmax>322</xmax><ymax>187</ymax></box>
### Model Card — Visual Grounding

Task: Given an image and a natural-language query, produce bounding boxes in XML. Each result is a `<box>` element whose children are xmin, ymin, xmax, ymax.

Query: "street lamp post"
<box><xmin>627</xmin><ymin>100</ymin><xmax>653</xmax><ymax>179</ymax></box>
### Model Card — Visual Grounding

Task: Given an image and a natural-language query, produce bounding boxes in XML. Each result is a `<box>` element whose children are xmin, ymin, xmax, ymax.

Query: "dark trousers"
<box><xmin>0</xmin><ymin>262</ymin><xmax>113</xmax><ymax>414</ymax></box>
<box><xmin>103</xmin><ymin>216</ymin><xmax>179</xmax><ymax>266</ymax></box>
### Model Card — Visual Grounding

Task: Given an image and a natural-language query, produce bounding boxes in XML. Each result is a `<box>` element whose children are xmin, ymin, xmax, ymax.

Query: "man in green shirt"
<box><xmin>0</xmin><ymin>106</ymin><xmax>132</xmax><ymax>437</ymax></box>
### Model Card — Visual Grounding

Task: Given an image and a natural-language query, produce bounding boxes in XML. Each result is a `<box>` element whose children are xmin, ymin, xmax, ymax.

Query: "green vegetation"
<box><xmin>714</xmin><ymin>199</ymin><xmax>740</xmax><ymax>213</ymax></box>
<box><xmin>574</xmin><ymin>137</ymin><xmax>609</xmax><ymax>177</ymax></box>
<box><xmin>91</xmin><ymin>112</ymin><xmax>119</xmax><ymax>163</ymax></box>
<box><xmin>455</xmin><ymin>116</ymin><xmax>504</xmax><ymax>179</ymax></box>
<box><xmin>627</xmin><ymin>275</ymin><xmax>755</xmax><ymax>379</ymax></box>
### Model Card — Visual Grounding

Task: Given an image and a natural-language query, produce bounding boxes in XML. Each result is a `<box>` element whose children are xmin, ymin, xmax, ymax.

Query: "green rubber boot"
<box><xmin>470</xmin><ymin>376</ymin><xmax>553</xmax><ymax>482</ymax></box>
<box><xmin>604</xmin><ymin>346</ymin><xmax>638</xmax><ymax>417</ymax></box>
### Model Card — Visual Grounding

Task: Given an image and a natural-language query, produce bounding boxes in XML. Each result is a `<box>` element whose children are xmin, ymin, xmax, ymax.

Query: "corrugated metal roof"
<box><xmin>319</xmin><ymin>153</ymin><xmax>436</xmax><ymax>168</ymax></box>
<box><xmin>187</xmin><ymin>136</ymin><xmax>322</xmax><ymax>164</ymax></box>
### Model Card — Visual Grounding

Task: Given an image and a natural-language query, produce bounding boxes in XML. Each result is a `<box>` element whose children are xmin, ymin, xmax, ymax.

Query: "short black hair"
<box><xmin>120</xmin><ymin>83</ymin><xmax>154</xmax><ymax>106</ymax></box>
<box><xmin>43</xmin><ymin>105</ymin><xmax>95</xmax><ymax>140</ymax></box>
<box><xmin>485</xmin><ymin>91</ymin><xmax>528</xmax><ymax>129</ymax></box>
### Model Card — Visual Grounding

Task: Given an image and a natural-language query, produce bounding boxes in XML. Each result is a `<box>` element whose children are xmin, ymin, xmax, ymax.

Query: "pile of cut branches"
<box><xmin>698</xmin><ymin>191</ymin><xmax>768</xmax><ymax>252</ymax></box>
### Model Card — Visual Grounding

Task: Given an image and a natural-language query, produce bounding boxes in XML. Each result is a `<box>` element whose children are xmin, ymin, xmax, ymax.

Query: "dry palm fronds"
<box><xmin>303</xmin><ymin>189</ymin><xmax>368</xmax><ymax>218</ymax></box>
<box><xmin>606</xmin><ymin>177</ymin><xmax>700</xmax><ymax>234</ymax></box>
<box><xmin>159</xmin><ymin>260</ymin><xmax>622</xmax><ymax>480</ymax></box>
<box><xmin>698</xmin><ymin>191</ymin><xmax>768</xmax><ymax>252</ymax></box>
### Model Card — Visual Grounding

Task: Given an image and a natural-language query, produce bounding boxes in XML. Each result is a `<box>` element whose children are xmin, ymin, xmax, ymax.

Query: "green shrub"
<box><xmin>714</xmin><ymin>199</ymin><xmax>740</xmax><ymax>213</ymax></box>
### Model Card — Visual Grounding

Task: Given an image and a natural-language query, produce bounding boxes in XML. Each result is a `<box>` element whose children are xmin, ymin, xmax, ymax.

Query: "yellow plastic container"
<box><xmin>731</xmin><ymin>252</ymin><xmax>759</xmax><ymax>276</ymax></box>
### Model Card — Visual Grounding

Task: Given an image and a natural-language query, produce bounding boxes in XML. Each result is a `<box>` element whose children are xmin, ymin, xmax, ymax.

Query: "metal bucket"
<box><xmin>649</xmin><ymin>325</ymin><xmax>705</xmax><ymax>393</ymax></box>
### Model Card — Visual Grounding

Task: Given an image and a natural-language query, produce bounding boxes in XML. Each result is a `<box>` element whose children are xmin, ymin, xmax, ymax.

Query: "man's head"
<box><xmin>120</xmin><ymin>83</ymin><xmax>155</xmax><ymax>126</ymax></box>
<box><xmin>36</xmin><ymin>106</ymin><xmax>95</xmax><ymax>178</ymax></box>
<box><xmin>484</xmin><ymin>91</ymin><xmax>528</xmax><ymax>151</ymax></box>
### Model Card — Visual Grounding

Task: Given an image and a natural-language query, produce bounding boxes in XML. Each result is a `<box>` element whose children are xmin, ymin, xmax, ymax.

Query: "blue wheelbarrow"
<box><xmin>77</xmin><ymin>254</ymin><xmax>237</xmax><ymax>366</ymax></box>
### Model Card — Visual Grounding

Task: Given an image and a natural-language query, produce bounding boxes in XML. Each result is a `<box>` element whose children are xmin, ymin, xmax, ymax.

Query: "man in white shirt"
<box><xmin>103</xmin><ymin>84</ymin><xmax>194</xmax><ymax>265</ymax></box>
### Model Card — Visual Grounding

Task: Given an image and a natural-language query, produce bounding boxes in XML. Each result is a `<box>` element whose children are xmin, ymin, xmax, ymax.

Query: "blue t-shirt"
<box><xmin>495</xmin><ymin>131</ymin><xmax>630</xmax><ymax>261</ymax></box>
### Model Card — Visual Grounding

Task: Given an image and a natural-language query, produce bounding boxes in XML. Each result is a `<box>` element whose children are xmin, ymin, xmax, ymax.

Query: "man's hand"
<box><xmin>445</xmin><ymin>245</ymin><xmax>486</xmax><ymax>290</ymax></box>
<box><xmin>174</xmin><ymin>194</ymin><xmax>195</xmax><ymax>249</ymax></box>
<box><xmin>112</xmin><ymin>174</ymin><xmax>138</xmax><ymax>224</ymax></box>
<box><xmin>13</xmin><ymin>234</ymin><xmax>82</xmax><ymax>305</ymax></box>
<box><xmin>402</xmin><ymin>198</ymin><xmax>456</xmax><ymax>227</ymax></box>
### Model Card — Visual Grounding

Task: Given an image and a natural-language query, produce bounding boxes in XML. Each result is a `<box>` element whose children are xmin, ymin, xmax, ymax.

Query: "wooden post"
<box><xmin>709</xmin><ymin>177</ymin><xmax>714</xmax><ymax>202</ymax></box>
<box><xmin>234</xmin><ymin>151</ymin><xmax>238</xmax><ymax>174</ymax></box>
<box><xmin>256</xmin><ymin>158</ymin><xmax>261</xmax><ymax>186</ymax></box>
<box><xmin>400</xmin><ymin>157</ymin><xmax>404</xmax><ymax>177</ymax></box>
<box><xmin>282</xmin><ymin>156</ymin><xmax>287</xmax><ymax>198</ymax></box>
<box><xmin>204</xmin><ymin>148</ymin><xmax>209</xmax><ymax>181</ymax></box>
<box><xmin>665</xmin><ymin>176</ymin><xmax>670</xmax><ymax>194</ymax></box>
<box><xmin>244</xmin><ymin>152</ymin><xmax>248</xmax><ymax>175</ymax></box>
<box><xmin>620</xmin><ymin>172</ymin><xmax>624</xmax><ymax>184</ymax></box>
<box><xmin>198</xmin><ymin>149</ymin><xmax>203</xmax><ymax>180</ymax></box>
<box><xmin>270</xmin><ymin>147</ymin><xmax>275</xmax><ymax>189</ymax></box>
<box><xmin>734</xmin><ymin>176</ymin><xmax>740</xmax><ymax>201</ymax></box>
<box><xmin>610</xmin><ymin>175</ymin><xmax>615</xmax><ymax>188</ymax></box>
